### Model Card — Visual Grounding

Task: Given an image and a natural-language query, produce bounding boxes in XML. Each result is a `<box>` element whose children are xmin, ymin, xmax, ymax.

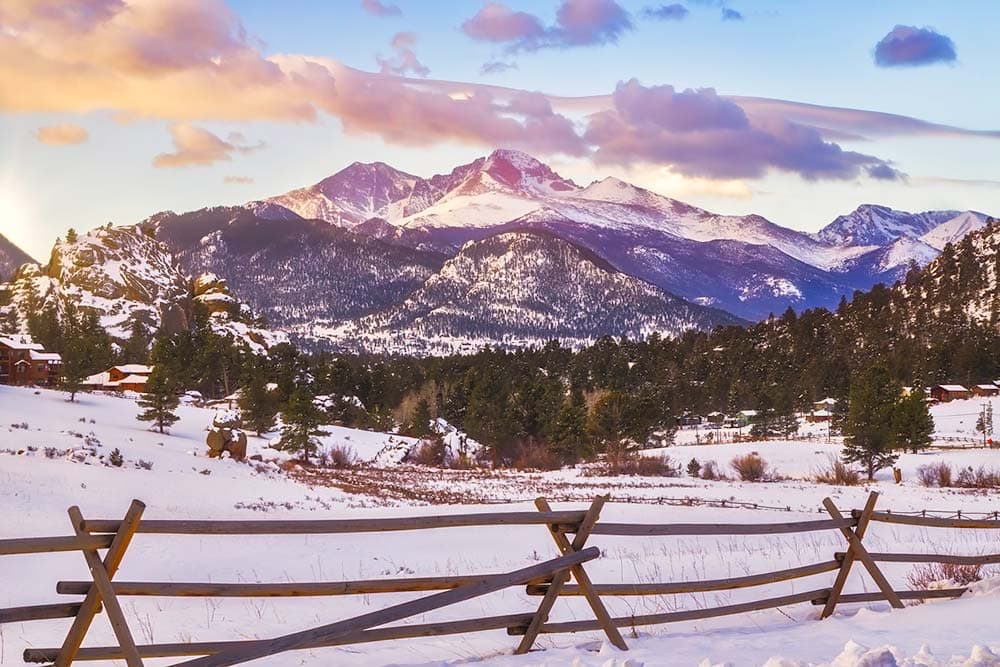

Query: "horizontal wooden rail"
<box><xmin>836</xmin><ymin>551</ymin><xmax>1000</xmax><ymax>565</ymax></box>
<box><xmin>0</xmin><ymin>602</ymin><xmax>88</xmax><ymax>624</ymax></box>
<box><xmin>526</xmin><ymin>560</ymin><xmax>841</xmax><ymax>597</ymax></box>
<box><xmin>565</xmin><ymin>517</ymin><xmax>856</xmax><ymax>537</ymax></box>
<box><xmin>864</xmin><ymin>512</ymin><xmax>1000</xmax><ymax>529</ymax></box>
<box><xmin>0</xmin><ymin>534</ymin><xmax>113</xmax><ymax>556</ymax></box>
<box><xmin>23</xmin><ymin>612</ymin><xmax>537</xmax><ymax>663</ymax></box>
<box><xmin>57</xmin><ymin>574</ymin><xmax>553</xmax><ymax>598</ymax></box>
<box><xmin>509</xmin><ymin>588</ymin><xmax>831</xmax><ymax>635</ymax></box>
<box><xmin>82</xmin><ymin>511</ymin><xmax>587</xmax><ymax>535</ymax></box>
<box><xmin>810</xmin><ymin>588</ymin><xmax>966</xmax><ymax>605</ymax></box>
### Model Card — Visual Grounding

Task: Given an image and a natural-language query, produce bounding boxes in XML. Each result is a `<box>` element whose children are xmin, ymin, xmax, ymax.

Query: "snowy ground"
<box><xmin>3</xmin><ymin>386</ymin><xmax>1000</xmax><ymax>666</ymax></box>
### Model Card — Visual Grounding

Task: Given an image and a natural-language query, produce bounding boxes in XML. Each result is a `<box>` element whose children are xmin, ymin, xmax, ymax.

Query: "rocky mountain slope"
<box><xmin>250</xmin><ymin>150</ymin><xmax>991</xmax><ymax>321</ymax></box>
<box><xmin>314</xmin><ymin>231</ymin><xmax>741</xmax><ymax>355</ymax></box>
<box><xmin>0</xmin><ymin>225</ymin><xmax>286</xmax><ymax>353</ymax></box>
<box><xmin>0</xmin><ymin>233</ymin><xmax>34</xmax><ymax>281</ymax></box>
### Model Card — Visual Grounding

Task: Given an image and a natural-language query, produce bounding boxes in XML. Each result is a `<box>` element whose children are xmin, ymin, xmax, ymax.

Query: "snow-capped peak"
<box><xmin>816</xmin><ymin>204</ymin><xmax>961</xmax><ymax>247</ymax></box>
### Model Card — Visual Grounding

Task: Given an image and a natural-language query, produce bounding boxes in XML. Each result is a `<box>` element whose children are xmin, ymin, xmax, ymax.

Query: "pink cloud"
<box><xmin>462</xmin><ymin>0</ymin><xmax>631</xmax><ymax>51</ymax></box>
<box><xmin>361</xmin><ymin>0</ymin><xmax>401</xmax><ymax>17</ymax></box>
<box><xmin>152</xmin><ymin>124</ymin><xmax>264</xmax><ymax>168</ymax></box>
<box><xmin>376</xmin><ymin>32</ymin><xmax>430</xmax><ymax>77</ymax></box>
<box><xmin>35</xmin><ymin>123</ymin><xmax>89</xmax><ymax>145</ymax></box>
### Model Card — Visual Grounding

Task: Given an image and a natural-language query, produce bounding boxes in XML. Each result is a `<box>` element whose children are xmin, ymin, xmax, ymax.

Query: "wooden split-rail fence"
<box><xmin>2</xmin><ymin>492</ymin><xmax>999</xmax><ymax>666</ymax></box>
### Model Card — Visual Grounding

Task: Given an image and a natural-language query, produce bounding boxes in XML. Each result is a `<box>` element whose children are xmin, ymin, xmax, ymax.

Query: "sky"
<box><xmin>2</xmin><ymin>0</ymin><xmax>1000</xmax><ymax>259</ymax></box>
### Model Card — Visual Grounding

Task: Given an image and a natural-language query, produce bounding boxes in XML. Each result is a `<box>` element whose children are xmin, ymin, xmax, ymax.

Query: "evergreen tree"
<box><xmin>548</xmin><ymin>387</ymin><xmax>590</xmax><ymax>462</ymax></box>
<box><xmin>121</xmin><ymin>319</ymin><xmax>151</xmax><ymax>363</ymax></box>
<box><xmin>278</xmin><ymin>387</ymin><xmax>328</xmax><ymax>462</ymax></box>
<box><xmin>136</xmin><ymin>368</ymin><xmax>180</xmax><ymax>434</ymax></box>
<box><xmin>842</xmin><ymin>364</ymin><xmax>900</xmax><ymax>480</ymax></box>
<box><xmin>403</xmin><ymin>397</ymin><xmax>435</xmax><ymax>438</ymax></box>
<box><xmin>892</xmin><ymin>389</ymin><xmax>934</xmax><ymax>453</ymax></box>
<box><xmin>238</xmin><ymin>361</ymin><xmax>279</xmax><ymax>437</ymax></box>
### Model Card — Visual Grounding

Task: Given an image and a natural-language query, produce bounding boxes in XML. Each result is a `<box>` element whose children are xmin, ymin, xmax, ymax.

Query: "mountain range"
<box><xmin>0</xmin><ymin>233</ymin><xmax>34</xmax><ymax>281</ymax></box>
<box><xmin>0</xmin><ymin>149</ymin><xmax>993</xmax><ymax>355</ymax></box>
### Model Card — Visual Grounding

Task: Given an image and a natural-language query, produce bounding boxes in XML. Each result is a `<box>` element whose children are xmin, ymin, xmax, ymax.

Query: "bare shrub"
<box><xmin>731</xmin><ymin>452</ymin><xmax>770</xmax><ymax>482</ymax></box>
<box><xmin>315</xmin><ymin>444</ymin><xmax>356</xmax><ymax>469</ymax></box>
<box><xmin>906</xmin><ymin>562</ymin><xmax>990</xmax><ymax>590</ymax></box>
<box><xmin>916</xmin><ymin>461</ymin><xmax>953</xmax><ymax>488</ymax></box>
<box><xmin>955</xmin><ymin>466</ymin><xmax>1000</xmax><ymax>488</ymax></box>
<box><xmin>511</xmin><ymin>440</ymin><xmax>562</xmax><ymax>471</ymax></box>
<box><xmin>590</xmin><ymin>450</ymin><xmax>679</xmax><ymax>477</ymax></box>
<box><xmin>813</xmin><ymin>455</ymin><xmax>861</xmax><ymax>486</ymax></box>
<box><xmin>409</xmin><ymin>438</ymin><xmax>447</xmax><ymax>467</ymax></box>
<box><xmin>700</xmin><ymin>460</ymin><xmax>722</xmax><ymax>480</ymax></box>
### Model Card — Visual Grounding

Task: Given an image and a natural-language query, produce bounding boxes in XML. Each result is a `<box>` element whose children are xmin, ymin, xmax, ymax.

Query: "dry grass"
<box><xmin>589</xmin><ymin>452</ymin><xmax>680</xmax><ymax>477</ymax></box>
<box><xmin>510</xmin><ymin>441</ymin><xmax>562</xmax><ymax>471</ymax></box>
<box><xmin>906</xmin><ymin>562</ymin><xmax>991</xmax><ymax>590</ymax></box>
<box><xmin>916</xmin><ymin>461</ymin><xmax>953</xmax><ymax>488</ymax></box>
<box><xmin>955</xmin><ymin>466</ymin><xmax>1000</xmax><ymax>488</ymax></box>
<box><xmin>700</xmin><ymin>460</ymin><xmax>724</xmax><ymax>481</ymax></box>
<box><xmin>730</xmin><ymin>452</ymin><xmax>771</xmax><ymax>482</ymax></box>
<box><xmin>320</xmin><ymin>444</ymin><xmax>356</xmax><ymax>469</ymax></box>
<box><xmin>813</xmin><ymin>455</ymin><xmax>861</xmax><ymax>486</ymax></box>
<box><xmin>409</xmin><ymin>438</ymin><xmax>448</xmax><ymax>467</ymax></box>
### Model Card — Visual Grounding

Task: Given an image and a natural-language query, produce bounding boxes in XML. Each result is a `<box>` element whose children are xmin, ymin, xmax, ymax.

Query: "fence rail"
<box><xmin>3</xmin><ymin>491</ymin><xmax>997</xmax><ymax>666</ymax></box>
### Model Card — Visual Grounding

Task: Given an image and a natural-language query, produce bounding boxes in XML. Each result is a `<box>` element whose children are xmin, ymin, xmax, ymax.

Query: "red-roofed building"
<box><xmin>0</xmin><ymin>335</ymin><xmax>62</xmax><ymax>387</ymax></box>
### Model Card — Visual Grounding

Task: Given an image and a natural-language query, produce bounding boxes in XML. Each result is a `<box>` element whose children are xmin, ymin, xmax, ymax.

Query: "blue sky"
<box><xmin>2</xmin><ymin>0</ymin><xmax>999</xmax><ymax>259</ymax></box>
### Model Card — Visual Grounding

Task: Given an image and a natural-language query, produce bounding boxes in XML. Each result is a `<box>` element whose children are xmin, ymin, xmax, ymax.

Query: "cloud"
<box><xmin>361</xmin><ymin>0</ymin><xmax>401</xmax><ymax>17</ymax></box>
<box><xmin>377</xmin><ymin>32</ymin><xmax>430</xmax><ymax>77</ymax></box>
<box><xmin>480</xmin><ymin>61</ymin><xmax>518</xmax><ymax>75</ymax></box>
<box><xmin>721</xmin><ymin>7</ymin><xmax>743</xmax><ymax>21</ymax></box>
<box><xmin>584</xmin><ymin>79</ymin><xmax>899</xmax><ymax>181</ymax></box>
<box><xmin>642</xmin><ymin>4</ymin><xmax>689</xmax><ymax>21</ymax></box>
<box><xmin>866</xmin><ymin>163</ymin><xmax>904</xmax><ymax>181</ymax></box>
<box><xmin>35</xmin><ymin>123</ymin><xmax>89</xmax><ymax>145</ymax></box>
<box><xmin>223</xmin><ymin>175</ymin><xmax>254</xmax><ymax>184</ymax></box>
<box><xmin>152</xmin><ymin>124</ymin><xmax>264</xmax><ymax>168</ymax></box>
<box><xmin>462</xmin><ymin>0</ymin><xmax>632</xmax><ymax>52</ymax></box>
<box><xmin>874</xmin><ymin>25</ymin><xmax>957</xmax><ymax>67</ymax></box>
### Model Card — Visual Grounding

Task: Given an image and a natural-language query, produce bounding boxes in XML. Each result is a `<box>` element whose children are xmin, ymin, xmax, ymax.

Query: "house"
<box><xmin>678</xmin><ymin>413</ymin><xmax>704</xmax><ymax>427</ymax></box>
<box><xmin>973</xmin><ymin>384</ymin><xmax>999</xmax><ymax>397</ymax></box>
<box><xmin>930</xmin><ymin>384</ymin><xmax>971</xmax><ymax>403</ymax></box>
<box><xmin>806</xmin><ymin>409</ymin><xmax>832</xmax><ymax>423</ymax></box>
<box><xmin>736</xmin><ymin>410</ymin><xmax>759</xmax><ymax>428</ymax></box>
<box><xmin>705</xmin><ymin>411</ymin><xmax>725</xmax><ymax>426</ymax></box>
<box><xmin>83</xmin><ymin>364</ymin><xmax>154</xmax><ymax>392</ymax></box>
<box><xmin>813</xmin><ymin>397</ymin><xmax>837</xmax><ymax>412</ymax></box>
<box><xmin>0</xmin><ymin>335</ymin><xmax>62</xmax><ymax>386</ymax></box>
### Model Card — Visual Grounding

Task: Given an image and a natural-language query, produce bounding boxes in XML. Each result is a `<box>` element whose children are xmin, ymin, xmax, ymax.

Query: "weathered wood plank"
<box><xmin>508</xmin><ymin>588</ymin><xmax>831</xmax><ymax>635</ymax></box>
<box><xmin>571</xmin><ymin>517</ymin><xmax>856</xmax><ymax>537</ymax></box>
<box><xmin>822</xmin><ymin>491</ymin><xmax>879</xmax><ymax>619</ymax></box>
<box><xmin>824</xmin><ymin>496</ymin><xmax>903</xmax><ymax>613</ymax></box>
<box><xmin>54</xmin><ymin>500</ymin><xmax>145</xmax><ymax>667</ymax></box>
<box><xmin>0</xmin><ymin>535</ymin><xmax>113</xmax><ymax>556</ymax></box>
<box><xmin>0</xmin><ymin>603</ymin><xmax>84</xmax><ymax>625</ymax></box>
<box><xmin>175</xmin><ymin>547</ymin><xmax>599</xmax><ymax>667</ymax></box>
<box><xmin>82</xmin><ymin>511</ymin><xmax>588</xmax><ymax>535</ymax></box>
<box><xmin>516</xmin><ymin>496</ymin><xmax>607</xmax><ymax>654</ymax></box>
<box><xmin>866</xmin><ymin>512</ymin><xmax>1000</xmax><ymax>529</ymax></box>
<box><xmin>837</xmin><ymin>552</ymin><xmax>1000</xmax><ymax>565</ymax></box>
<box><xmin>811</xmin><ymin>589</ymin><xmax>966</xmax><ymax>605</ymax></box>
<box><xmin>56</xmin><ymin>575</ymin><xmax>553</xmax><ymax>597</ymax></box>
<box><xmin>527</xmin><ymin>560</ymin><xmax>841</xmax><ymax>597</ymax></box>
<box><xmin>23</xmin><ymin>613</ymin><xmax>537</xmax><ymax>663</ymax></box>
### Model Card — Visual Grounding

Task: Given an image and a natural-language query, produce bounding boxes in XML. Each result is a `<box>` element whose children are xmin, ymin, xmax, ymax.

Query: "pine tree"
<box><xmin>548</xmin><ymin>387</ymin><xmax>590</xmax><ymax>462</ymax></box>
<box><xmin>238</xmin><ymin>363</ymin><xmax>279</xmax><ymax>437</ymax></box>
<box><xmin>404</xmin><ymin>398</ymin><xmax>434</xmax><ymax>438</ymax></box>
<box><xmin>892</xmin><ymin>389</ymin><xmax>934</xmax><ymax>453</ymax></box>
<box><xmin>278</xmin><ymin>387</ymin><xmax>328</xmax><ymax>462</ymax></box>
<box><xmin>136</xmin><ymin>369</ymin><xmax>181</xmax><ymax>434</ymax></box>
<box><xmin>842</xmin><ymin>364</ymin><xmax>900</xmax><ymax>480</ymax></box>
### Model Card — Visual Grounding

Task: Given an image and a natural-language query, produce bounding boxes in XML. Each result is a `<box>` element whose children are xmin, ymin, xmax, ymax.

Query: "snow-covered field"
<box><xmin>3</xmin><ymin>386</ymin><xmax>1000</xmax><ymax>666</ymax></box>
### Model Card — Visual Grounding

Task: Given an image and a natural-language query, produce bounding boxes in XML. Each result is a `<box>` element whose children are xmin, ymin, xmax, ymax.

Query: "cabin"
<box><xmin>973</xmin><ymin>384</ymin><xmax>1000</xmax><ymax>397</ymax></box>
<box><xmin>736</xmin><ymin>410</ymin><xmax>759</xmax><ymax>428</ymax></box>
<box><xmin>678</xmin><ymin>413</ymin><xmax>704</xmax><ymax>427</ymax></box>
<box><xmin>705</xmin><ymin>411</ymin><xmax>725</xmax><ymax>426</ymax></box>
<box><xmin>83</xmin><ymin>364</ymin><xmax>154</xmax><ymax>392</ymax></box>
<box><xmin>930</xmin><ymin>384</ymin><xmax>971</xmax><ymax>403</ymax></box>
<box><xmin>806</xmin><ymin>409</ymin><xmax>832</xmax><ymax>423</ymax></box>
<box><xmin>0</xmin><ymin>335</ymin><xmax>62</xmax><ymax>387</ymax></box>
<box><xmin>813</xmin><ymin>397</ymin><xmax>837</xmax><ymax>412</ymax></box>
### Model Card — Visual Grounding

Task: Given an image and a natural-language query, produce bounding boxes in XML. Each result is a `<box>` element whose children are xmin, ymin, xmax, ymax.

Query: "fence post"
<box><xmin>516</xmin><ymin>496</ymin><xmax>612</xmax><ymax>654</ymax></box>
<box><xmin>821</xmin><ymin>492</ymin><xmax>902</xmax><ymax>619</ymax></box>
<box><xmin>521</xmin><ymin>496</ymin><xmax>628</xmax><ymax>653</ymax></box>
<box><xmin>55</xmin><ymin>500</ymin><xmax>145</xmax><ymax>667</ymax></box>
